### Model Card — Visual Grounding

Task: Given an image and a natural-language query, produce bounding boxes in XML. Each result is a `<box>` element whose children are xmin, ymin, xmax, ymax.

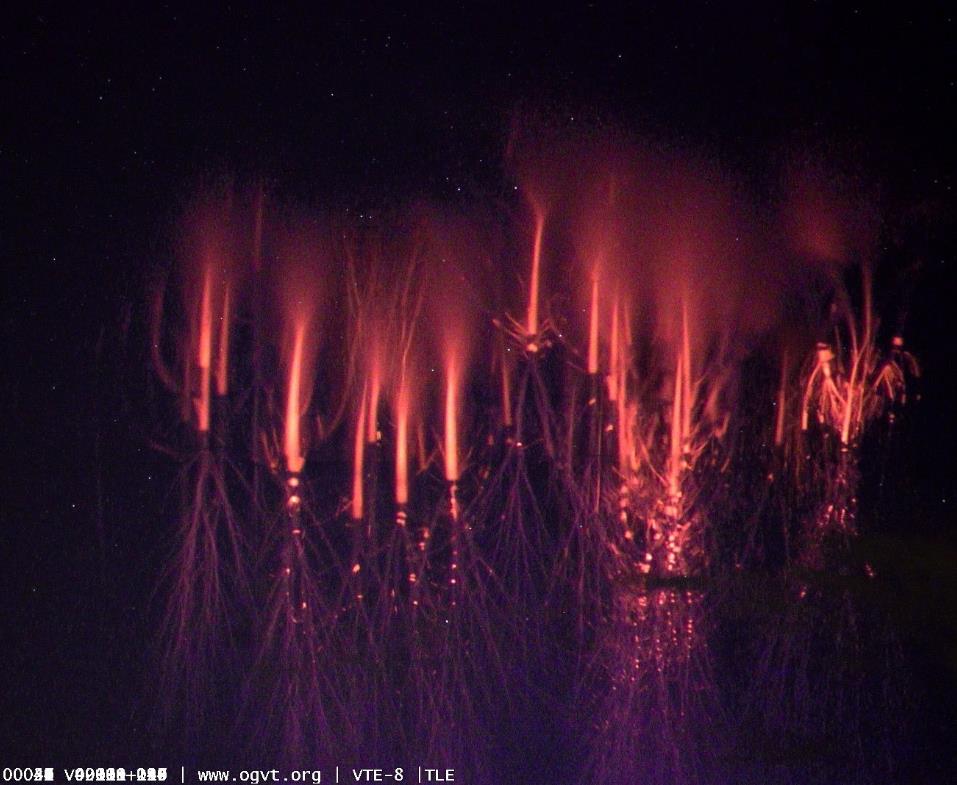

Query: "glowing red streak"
<box><xmin>395</xmin><ymin>375</ymin><xmax>410</xmax><ymax>506</ymax></box>
<box><xmin>587</xmin><ymin>267</ymin><xmax>600</xmax><ymax>375</ymax></box>
<box><xmin>681</xmin><ymin>298</ymin><xmax>693</xmax><ymax>444</ymax></box>
<box><xmin>607</xmin><ymin>291</ymin><xmax>620</xmax><ymax>402</ymax></box>
<box><xmin>615</xmin><ymin>354</ymin><xmax>629</xmax><ymax>476</ymax></box>
<box><xmin>774</xmin><ymin>350</ymin><xmax>788</xmax><ymax>447</ymax></box>
<box><xmin>668</xmin><ymin>297</ymin><xmax>693</xmax><ymax>499</ymax></box>
<box><xmin>841</xmin><ymin>332</ymin><xmax>861</xmax><ymax>446</ymax></box>
<box><xmin>526</xmin><ymin>204</ymin><xmax>545</xmax><ymax>345</ymax></box>
<box><xmin>444</xmin><ymin>355</ymin><xmax>460</xmax><ymax>482</ymax></box>
<box><xmin>499</xmin><ymin>339</ymin><xmax>513</xmax><ymax>428</ymax></box>
<box><xmin>195</xmin><ymin>266</ymin><xmax>213</xmax><ymax>433</ymax></box>
<box><xmin>801</xmin><ymin>343</ymin><xmax>836</xmax><ymax>433</ymax></box>
<box><xmin>669</xmin><ymin>349</ymin><xmax>684</xmax><ymax>498</ymax></box>
<box><xmin>840</xmin><ymin>267</ymin><xmax>872</xmax><ymax>446</ymax></box>
<box><xmin>366</xmin><ymin>355</ymin><xmax>382</xmax><ymax>444</ymax></box>
<box><xmin>284</xmin><ymin>320</ymin><xmax>307</xmax><ymax>474</ymax></box>
<box><xmin>352</xmin><ymin>385</ymin><xmax>368</xmax><ymax>519</ymax></box>
<box><xmin>608</xmin><ymin>295</ymin><xmax>631</xmax><ymax>476</ymax></box>
<box><xmin>800</xmin><ymin>270</ymin><xmax>884</xmax><ymax>448</ymax></box>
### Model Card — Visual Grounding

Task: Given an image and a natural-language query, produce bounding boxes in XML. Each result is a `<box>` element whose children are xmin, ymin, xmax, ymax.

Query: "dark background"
<box><xmin>2</xmin><ymin>1</ymin><xmax>955</xmax><ymax>771</ymax></box>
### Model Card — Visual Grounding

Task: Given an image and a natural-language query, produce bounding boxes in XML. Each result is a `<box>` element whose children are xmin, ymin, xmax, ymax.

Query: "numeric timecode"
<box><xmin>3</xmin><ymin>770</ymin><xmax>54</xmax><ymax>782</ymax></box>
<box><xmin>64</xmin><ymin>770</ymin><xmax>168</xmax><ymax>782</ymax></box>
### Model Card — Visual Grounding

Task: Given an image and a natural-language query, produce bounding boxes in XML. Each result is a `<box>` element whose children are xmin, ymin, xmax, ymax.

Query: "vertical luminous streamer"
<box><xmin>444</xmin><ymin>355</ymin><xmax>460</xmax><ymax>483</ymax></box>
<box><xmin>841</xmin><ymin>269</ymin><xmax>871</xmax><ymax>447</ymax></box>
<box><xmin>366</xmin><ymin>356</ymin><xmax>381</xmax><ymax>444</ymax></box>
<box><xmin>499</xmin><ymin>338</ymin><xmax>513</xmax><ymax>428</ymax></box>
<box><xmin>612</xmin><ymin>298</ymin><xmax>631</xmax><ymax>525</ymax></box>
<box><xmin>526</xmin><ymin>205</ymin><xmax>545</xmax><ymax>344</ymax></box>
<box><xmin>841</xmin><ymin>325</ymin><xmax>858</xmax><ymax>447</ymax></box>
<box><xmin>680</xmin><ymin>296</ymin><xmax>693</xmax><ymax>445</ymax></box>
<box><xmin>774</xmin><ymin>350</ymin><xmax>788</xmax><ymax>447</ymax></box>
<box><xmin>588</xmin><ymin>267</ymin><xmax>600</xmax><ymax>375</ymax></box>
<box><xmin>284</xmin><ymin>320</ymin><xmax>306</xmax><ymax>474</ymax></box>
<box><xmin>615</xmin><ymin>341</ymin><xmax>629</xmax><ymax>476</ymax></box>
<box><xmin>196</xmin><ymin>266</ymin><xmax>213</xmax><ymax>433</ymax></box>
<box><xmin>669</xmin><ymin>349</ymin><xmax>685</xmax><ymax>499</ymax></box>
<box><xmin>395</xmin><ymin>376</ymin><xmax>410</xmax><ymax>506</ymax></box>
<box><xmin>800</xmin><ymin>355</ymin><xmax>818</xmax><ymax>433</ymax></box>
<box><xmin>607</xmin><ymin>291</ymin><xmax>620</xmax><ymax>403</ymax></box>
<box><xmin>352</xmin><ymin>385</ymin><xmax>368</xmax><ymax>520</ymax></box>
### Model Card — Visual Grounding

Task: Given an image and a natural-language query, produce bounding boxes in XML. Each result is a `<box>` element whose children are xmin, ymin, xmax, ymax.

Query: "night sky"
<box><xmin>3</xmin><ymin>1</ymin><xmax>956</xmax><ymax>772</ymax></box>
